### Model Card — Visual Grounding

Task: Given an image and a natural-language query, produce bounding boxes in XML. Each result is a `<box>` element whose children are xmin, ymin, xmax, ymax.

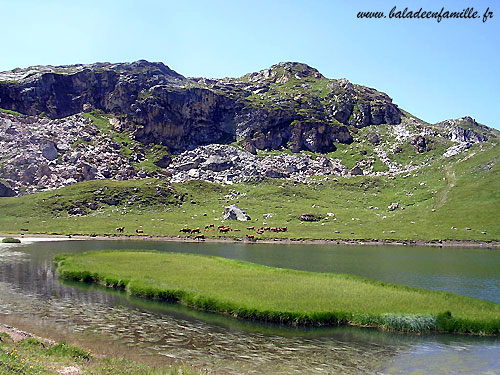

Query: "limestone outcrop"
<box><xmin>0</xmin><ymin>60</ymin><xmax>402</xmax><ymax>154</ymax></box>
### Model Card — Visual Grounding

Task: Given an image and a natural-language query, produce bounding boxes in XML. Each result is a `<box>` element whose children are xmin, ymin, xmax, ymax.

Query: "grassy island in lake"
<box><xmin>1</xmin><ymin>237</ymin><xmax>21</xmax><ymax>243</ymax></box>
<box><xmin>55</xmin><ymin>251</ymin><xmax>500</xmax><ymax>335</ymax></box>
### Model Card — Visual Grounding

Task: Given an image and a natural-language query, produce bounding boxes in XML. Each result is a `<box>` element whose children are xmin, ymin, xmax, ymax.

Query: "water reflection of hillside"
<box><xmin>0</xmin><ymin>256</ymin><xmax>118</xmax><ymax>305</ymax></box>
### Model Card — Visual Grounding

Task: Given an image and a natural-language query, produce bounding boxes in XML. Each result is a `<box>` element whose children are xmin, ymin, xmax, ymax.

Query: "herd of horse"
<box><xmin>114</xmin><ymin>224</ymin><xmax>288</xmax><ymax>241</ymax></box>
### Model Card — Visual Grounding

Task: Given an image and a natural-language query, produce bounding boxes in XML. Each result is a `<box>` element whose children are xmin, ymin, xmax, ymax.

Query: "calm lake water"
<box><xmin>0</xmin><ymin>238</ymin><xmax>499</xmax><ymax>374</ymax></box>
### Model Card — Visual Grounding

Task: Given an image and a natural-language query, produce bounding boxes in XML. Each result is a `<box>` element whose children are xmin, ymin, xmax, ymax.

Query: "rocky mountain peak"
<box><xmin>271</xmin><ymin>62</ymin><xmax>324</xmax><ymax>79</ymax></box>
<box><xmin>117</xmin><ymin>59</ymin><xmax>179</xmax><ymax>72</ymax></box>
<box><xmin>0</xmin><ymin>60</ymin><xmax>185</xmax><ymax>86</ymax></box>
<box><xmin>109</xmin><ymin>60</ymin><xmax>186</xmax><ymax>82</ymax></box>
<box><xmin>458</xmin><ymin>116</ymin><xmax>477</xmax><ymax>125</ymax></box>
<box><xmin>435</xmin><ymin>116</ymin><xmax>478</xmax><ymax>129</ymax></box>
<box><xmin>243</xmin><ymin>62</ymin><xmax>324</xmax><ymax>84</ymax></box>
<box><xmin>434</xmin><ymin>116</ymin><xmax>498</xmax><ymax>144</ymax></box>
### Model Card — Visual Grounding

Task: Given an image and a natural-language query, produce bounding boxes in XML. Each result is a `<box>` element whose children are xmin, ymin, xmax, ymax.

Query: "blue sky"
<box><xmin>1</xmin><ymin>0</ymin><xmax>498</xmax><ymax>129</ymax></box>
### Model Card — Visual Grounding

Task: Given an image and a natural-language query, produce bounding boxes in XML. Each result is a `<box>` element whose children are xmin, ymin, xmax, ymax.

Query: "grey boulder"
<box><xmin>41</xmin><ymin>141</ymin><xmax>58</xmax><ymax>161</ymax></box>
<box><xmin>223</xmin><ymin>205</ymin><xmax>251</xmax><ymax>221</ymax></box>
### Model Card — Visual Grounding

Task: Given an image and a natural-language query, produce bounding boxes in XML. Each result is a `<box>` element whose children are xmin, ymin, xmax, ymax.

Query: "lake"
<box><xmin>0</xmin><ymin>238</ymin><xmax>499</xmax><ymax>374</ymax></box>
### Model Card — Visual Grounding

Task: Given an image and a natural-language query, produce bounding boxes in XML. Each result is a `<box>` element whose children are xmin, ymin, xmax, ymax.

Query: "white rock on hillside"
<box><xmin>223</xmin><ymin>205</ymin><xmax>251</xmax><ymax>221</ymax></box>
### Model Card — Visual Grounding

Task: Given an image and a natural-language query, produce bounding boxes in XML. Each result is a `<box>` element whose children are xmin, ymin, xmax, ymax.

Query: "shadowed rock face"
<box><xmin>0</xmin><ymin>181</ymin><xmax>16</xmax><ymax>197</ymax></box>
<box><xmin>0</xmin><ymin>60</ymin><xmax>401</xmax><ymax>153</ymax></box>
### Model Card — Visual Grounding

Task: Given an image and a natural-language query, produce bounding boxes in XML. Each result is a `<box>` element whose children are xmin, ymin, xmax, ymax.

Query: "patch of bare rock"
<box><xmin>0</xmin><ymin>113</ymin><xmax>148</xmax><ymax>195</ymax></box>
<box><xmin>167</xmin><ymin>144</ymin><xmax>347</xmax><ymax>184</ymax></box>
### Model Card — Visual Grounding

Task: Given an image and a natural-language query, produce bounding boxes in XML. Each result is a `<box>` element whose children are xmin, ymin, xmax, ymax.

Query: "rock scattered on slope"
<box><xmin>410</xmin><ymin>136</ymin><xmax>428</xmax><ymax>153</ymax></box>
<box><xmin>167</xmin><ymin>144</ymin><xmax>347</xmax><ymax>184</ymax></box>
<box><xmin>388</xmin><ymin>202</ymin><xmax>399</xmax><ymax>211</ymax></box>
<box><xmin>1</xmin><ymin>100</ymin><xmax>497</xmax><ymax>196</ymax></box>
<box><xmin>349</xmin><ymin>166</ymin><xmax>364</xmax><ymax>176</ymax></box>
<box><xmin>223</xmin><ymin>205</ymin><xmax>251</xmax><ymax>221</ymax></box>
<box><xmin>366</xmin><ymin>133</ymin><xmax>380</xmax><ymax>145</ymax></box>
<box><xmin>0</xmin><ymin>113</ymin><xmax>152</xmax><ymax>195</ymax></box>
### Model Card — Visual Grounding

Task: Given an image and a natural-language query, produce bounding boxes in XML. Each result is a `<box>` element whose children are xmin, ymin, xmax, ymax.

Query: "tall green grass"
<box><xmin>55</xmin><ymin>251</ymin><xmax>500</xmax><ymax>335</ymax></box>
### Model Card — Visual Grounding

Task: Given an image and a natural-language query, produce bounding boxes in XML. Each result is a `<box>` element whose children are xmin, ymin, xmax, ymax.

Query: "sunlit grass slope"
<box><xmin>1</xmin><ymin>142</ymin><xmax>499</xmax><ymax>242</ymax></box>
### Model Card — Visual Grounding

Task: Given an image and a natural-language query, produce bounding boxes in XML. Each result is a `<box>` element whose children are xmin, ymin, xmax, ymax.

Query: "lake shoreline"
<box><xmin>0</xmin><ymin>322</ymin><xmax>198</xmax><ymax>374</ymax></box>
<box><xmin>1</xmin><ymin>232</ymin><xmax>499</xmax><ymax>249</ymax></box>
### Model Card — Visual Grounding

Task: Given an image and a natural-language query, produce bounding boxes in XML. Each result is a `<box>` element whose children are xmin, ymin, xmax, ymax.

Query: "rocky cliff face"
<box><xmin>2</xmin><ymin>108</ymin><xmax>494</xmax><ymax>196</ymax></box>
<box><xmin>0</xmin><ymin>60</ymin><xmax>401</xmax><ymax>154</ymax></box>
<box><xmin>1</xmin><ymin>60</ymin><xmax>497</xmax><ymax>196</ymax></box>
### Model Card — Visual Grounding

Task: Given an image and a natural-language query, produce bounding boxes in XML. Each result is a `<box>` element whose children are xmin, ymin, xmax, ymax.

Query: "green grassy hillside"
<box><xmin>1</xmin><ymin>142</ymin><xmax>499</xmax><ymax>242</ymax></box>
